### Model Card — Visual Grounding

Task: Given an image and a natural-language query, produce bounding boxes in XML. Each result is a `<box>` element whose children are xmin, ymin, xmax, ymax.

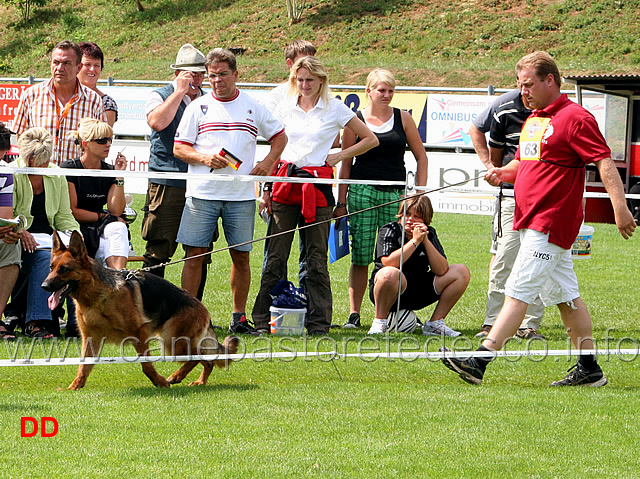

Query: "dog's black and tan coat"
<box><xmin>42</xmin><ymin>231</ymin><xmax>238</xmax><ymax>390</ymax></box>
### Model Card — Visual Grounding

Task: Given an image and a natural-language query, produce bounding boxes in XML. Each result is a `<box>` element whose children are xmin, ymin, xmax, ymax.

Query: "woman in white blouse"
<box><xmin>252</xmin><ymin>56</ymin><xmax>378</xmax><ymax>335</ymax></box>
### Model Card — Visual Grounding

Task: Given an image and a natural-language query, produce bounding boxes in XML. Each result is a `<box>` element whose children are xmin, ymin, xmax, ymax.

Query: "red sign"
<box><xmin>0</xmin><ymin>84</ymin><xmax>31</xmax><ymax>130</ymax></box>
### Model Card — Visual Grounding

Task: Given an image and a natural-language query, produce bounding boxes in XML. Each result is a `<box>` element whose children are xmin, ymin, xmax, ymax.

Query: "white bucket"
<box><xmin>269</xmin><ymin>306</ymin><xmax>306</xmax><ymax>335</ymax></box>
<box><xmin>571</xmin><ymin>224</ymin><xmax>594</xmax><ymax>259</ymax></box>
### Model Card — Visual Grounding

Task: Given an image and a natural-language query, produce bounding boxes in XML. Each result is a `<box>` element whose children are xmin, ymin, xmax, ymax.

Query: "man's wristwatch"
<box><xmin>336</xmin><ymin>202</ymin><xmax>346</xmax><ymax>208</ymax></box>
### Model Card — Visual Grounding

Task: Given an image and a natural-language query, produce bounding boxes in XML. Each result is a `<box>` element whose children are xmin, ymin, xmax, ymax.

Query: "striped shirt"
<box><xmin>175</xmin><ymin>89</ymin><xmax>284</xmax><ymax>201</ymax></box>
<box><xmin>0</xmin><ymin>172</ymin><xmax>14</xmax><ymax>207</ymax></box>
<box><xmin>488</xmin><ymin>94</ymin><xmax>530</xmax><ymax>166</ymax></box>
<box><xmin>13</xmin><ymin>78</ymin><xmax>106</xmax><ymax>165</ymax></box>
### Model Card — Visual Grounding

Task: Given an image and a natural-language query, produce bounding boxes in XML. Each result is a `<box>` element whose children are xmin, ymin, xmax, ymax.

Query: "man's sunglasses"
<box><xmin>92</xmin><ymin>137</ymin><xmax>113</xmax><ymax>145</ymax></box>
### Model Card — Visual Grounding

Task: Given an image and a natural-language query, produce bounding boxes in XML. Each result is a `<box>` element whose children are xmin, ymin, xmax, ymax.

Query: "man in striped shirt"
<box><xmin>173</xmin><ymin>48</ymin><xmax>287</xmax><ymax>333</ymax></box>
<box><xmin>13</xmin><ymin>40</ymin><xmax>106</xmax><ymax>165</ymax></box>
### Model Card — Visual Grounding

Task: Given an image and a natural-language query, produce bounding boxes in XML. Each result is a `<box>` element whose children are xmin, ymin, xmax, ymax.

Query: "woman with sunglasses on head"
<box><xmin>252</xmin><ymin>56</ymin><xmax>378</xmax><ymax>335</ymax></box>
<box><xmin>63</xmin><ymin>118</ymin><xmax>129</xmax><ymax>270</ymax></box>
<box><xmin>77</xmin><ymin>42</ymin><xmax>118</xmax><ymax>127</ymax></box>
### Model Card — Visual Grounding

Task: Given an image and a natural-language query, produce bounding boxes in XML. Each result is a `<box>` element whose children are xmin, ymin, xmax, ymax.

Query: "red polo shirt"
<box><xmin>513</xmin><ymin>94</ymin><xmax>611</xmax><ymax>249</ymax></box>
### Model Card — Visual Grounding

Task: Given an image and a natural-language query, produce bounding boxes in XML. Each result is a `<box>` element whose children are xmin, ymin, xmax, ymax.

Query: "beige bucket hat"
<box><xmin>170</xmin><ymin>44</ymin><xmax>206</xmax><ymax>72</ymax></box>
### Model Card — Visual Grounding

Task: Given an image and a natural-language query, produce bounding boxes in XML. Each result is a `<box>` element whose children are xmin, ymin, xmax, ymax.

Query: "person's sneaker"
<box><xmin>516</xmin><ymin>328</ymin><xmax>545</xmax><ymax>340</ymax></box>
<box><xmin>550</xmin><ymin>363</ymin><xmax>608</xmax><ymax>387</ymax></box>
<box><xmin>474</xmin><ymin>324</ymin><xmax>492</xmax><ymax>338</ymax></box>
<box><xmin>422</xmin><ymin>318</ymin><xmax>461</xmax><ymax>337</ymax></box>
<box><xmin>440</xmin><ymin>347</ymin><xmax>484</xmax><ymax>385</ymax></box>
<box><xmin>367</xmin><ymin>318</ymin><xmax>388</xmax><ymax>334</ymax></box>
<box><xmin>229</xmin><ymin>315</ymin><xmax>258</xmax><ymax>334</ymax></box>
<box><xmin>343</xmin><ymin>313</ymin><xmax>361</xmax><ymax>329</ymax></box>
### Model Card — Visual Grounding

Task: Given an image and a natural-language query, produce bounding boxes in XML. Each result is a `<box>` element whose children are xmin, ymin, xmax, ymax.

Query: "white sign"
<box><xmin>426</xmin><ymin>94</ymin><xmax>494</xmax><ymax>147</ymax></box>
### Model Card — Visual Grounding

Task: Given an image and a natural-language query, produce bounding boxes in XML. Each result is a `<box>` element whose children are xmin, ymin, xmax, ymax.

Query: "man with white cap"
<box><xmin>141</xmin><ymin>44</ymin><xmax>208</xmax><ymax>280</ymax></box>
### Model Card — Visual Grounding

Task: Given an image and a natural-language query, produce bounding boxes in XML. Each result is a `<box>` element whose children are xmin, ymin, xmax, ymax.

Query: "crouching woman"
<box><xmin>368</xmin><ymin>195</ymin><xmax>470</xmax><ymax>335</ymax></box>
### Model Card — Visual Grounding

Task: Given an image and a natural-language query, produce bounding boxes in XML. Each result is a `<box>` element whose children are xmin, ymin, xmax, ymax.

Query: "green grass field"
<box><xmin>1</xmin><ymin>201</ymin><xmax>639</xmax><ymax>478</ymax></box>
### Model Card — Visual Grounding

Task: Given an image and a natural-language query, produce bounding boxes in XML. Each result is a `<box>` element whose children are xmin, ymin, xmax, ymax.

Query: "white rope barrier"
<box><xmin>339</xmin><ymin>348</ymin><xmax>640</xmax><ymax>360</ymax></box>
<box><xmin>0</xmin><ymin>166</ymin><xmax>406</xmax><ymax>187</ymax></box>
<box><xmin>3</xmin><ymin>166</ymin><xmax>639</xmax><ymax>199</ymax></box>
<box><xmin>0</xmin><ymin>350</ymin><xmax>339</xmax><ymax>367</ymax></box>
<box><xmin>2</xmin><ymin>347</ymin><xmax>640</xmax><ymax>368</ymax></box>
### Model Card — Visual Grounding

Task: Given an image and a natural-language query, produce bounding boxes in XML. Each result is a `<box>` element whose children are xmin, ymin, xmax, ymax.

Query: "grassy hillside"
<box><xmin>1</xmin><ymin>0</ymin><xmax>639</xmax><ymax>88</ymax></box>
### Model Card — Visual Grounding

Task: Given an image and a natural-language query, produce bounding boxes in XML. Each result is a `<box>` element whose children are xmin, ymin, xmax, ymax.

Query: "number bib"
<box><xmin>519</xmin><ymin>117</ymin><xmax>552</xmax><ymax>161</ymax></box>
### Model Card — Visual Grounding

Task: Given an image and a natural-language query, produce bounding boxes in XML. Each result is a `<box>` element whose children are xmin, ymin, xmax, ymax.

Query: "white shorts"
<box><xmin>505</xmin><ymin>229</ymin><xmax>579</xmax><ymax>307</ymax></box>
<box><xmin>95</xmin><ymin>221</ymin><xmax>130</xmax><ymax>264</ymax></box>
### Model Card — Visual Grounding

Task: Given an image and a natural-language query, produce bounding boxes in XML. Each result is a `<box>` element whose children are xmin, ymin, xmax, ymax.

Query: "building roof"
<box><xmin>563</xmin><ymin>74</ymin><xmax>640</xmax><ymax>92</ymax></box>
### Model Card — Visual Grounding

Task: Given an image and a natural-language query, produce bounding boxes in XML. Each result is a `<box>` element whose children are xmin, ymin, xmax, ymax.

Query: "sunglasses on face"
<box><xmin>92</xmin><ymin>137</ymin><xmax>113</xmax><ymax>145</ymax></box>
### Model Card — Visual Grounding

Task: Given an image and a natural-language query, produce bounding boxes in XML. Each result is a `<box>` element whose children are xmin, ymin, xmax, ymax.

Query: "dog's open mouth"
<box><xmin>47</xmin><ymin>284</ymin><xmax>74</xmax><ymax>311</ymax></box>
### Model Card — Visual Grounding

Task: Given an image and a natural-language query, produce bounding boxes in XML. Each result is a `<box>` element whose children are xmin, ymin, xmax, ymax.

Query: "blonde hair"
<box><xmin>17</xmin><ymin>127</ymin><xmax>53</xmax><ymax>166</ymax></box>
<box><xmin>69</xmin><ymin>118</ymin><xmax>113</xmax><ymax>150</ymax></box>
<box><xmin>366</xmin><ymin>68</ymin><xmax>396</xmax><ymax>92</ymax></box>
<box><xmin>516</xmin><ymin>51</ymin><xmax>561</xmax><ymax>88</ymax></box>
<box><xmin>396</xmin><ymin>195</ymin><xmax>434</xmax><ymax>226</ymax></box>
<box><xmin>288</xmin><ymin>56</ymin><xmax>330</xmax><ymax>105</ymax></box>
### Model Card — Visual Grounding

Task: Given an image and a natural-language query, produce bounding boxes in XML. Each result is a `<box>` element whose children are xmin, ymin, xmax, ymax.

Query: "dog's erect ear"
<box><xmin>68</xmin><ymin>230</ymin><xmax>88</xmax><ymax>257</ymax></box>
<box><xmin>51</xmin><ymin>231</ymin><xmax>66</xmax><ymax>253</ymax></box>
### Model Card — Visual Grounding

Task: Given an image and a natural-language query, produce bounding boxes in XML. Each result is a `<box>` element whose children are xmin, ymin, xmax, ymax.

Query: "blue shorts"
<box><xmin>177</xmin><ymin>197</ymin><xmax>255</xmax><ymax>251</ymax></box>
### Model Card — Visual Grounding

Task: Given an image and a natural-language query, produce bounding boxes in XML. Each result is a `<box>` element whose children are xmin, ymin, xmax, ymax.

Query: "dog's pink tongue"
<box><xmin>48</xmin><ymin>291</ymin><xmax>62</xmax><ymax>311</ymax></box>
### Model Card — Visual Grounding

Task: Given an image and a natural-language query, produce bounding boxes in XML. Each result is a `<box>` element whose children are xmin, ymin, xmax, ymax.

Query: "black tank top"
<box><xmin>29</xmin><ymin>191</ymin><xmax>53</xmax><ymax>234</ymax></box>
<box><xmin>350</xmin><ymin>108</ymin><xmax>407</xmax><ymax>182</ymax></box>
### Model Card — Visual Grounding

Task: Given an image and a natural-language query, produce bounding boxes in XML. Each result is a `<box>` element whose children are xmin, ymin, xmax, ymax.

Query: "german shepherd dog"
<box><xmin>41</xmin><ymin>231</ymin><xmax>238</xmax><ymax>390</ymax></box>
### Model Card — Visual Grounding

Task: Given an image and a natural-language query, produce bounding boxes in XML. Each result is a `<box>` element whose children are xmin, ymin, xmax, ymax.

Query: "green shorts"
<box><xmin>0</xmin><ymin>240</ymin><xmax>21</xmax><ymax>268</ymax></box>
<box><xmin>347</xmin><ymin>184</ymin><xmax>402</xmax><ymax>266</ymax></box>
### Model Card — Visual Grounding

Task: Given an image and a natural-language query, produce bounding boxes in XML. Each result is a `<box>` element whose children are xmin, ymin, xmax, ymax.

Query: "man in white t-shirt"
<box><xmin>174</xmin><ymin>48</ymin><xmax>287</xmax><ymax>334</ymax></box>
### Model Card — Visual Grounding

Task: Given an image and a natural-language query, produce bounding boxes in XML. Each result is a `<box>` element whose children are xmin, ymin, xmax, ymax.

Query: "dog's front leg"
<box><xmin>67</xmin><ymin>337</ymin><xmax>97</xmax><ymax>390</ymax></box>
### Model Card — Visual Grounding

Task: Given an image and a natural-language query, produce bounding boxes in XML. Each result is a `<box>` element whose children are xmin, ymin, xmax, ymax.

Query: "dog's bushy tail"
<box><xmin>214</xmin><ymin>335</ymin><xmax>239</xmax><ymax>369</ymax></box>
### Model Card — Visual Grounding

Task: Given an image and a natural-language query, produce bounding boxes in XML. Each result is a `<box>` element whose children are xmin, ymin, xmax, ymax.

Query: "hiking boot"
<box><xmin>422</xmin><ymin>318</ymin><xmax>461</xmax><ymax>337</ymax></box>
<box><xmin>343</xmin><ymin>313</ymin><xmax>361</xmax><ymax>329</ymax></box>
<box><xmin>367</xmin><ymin>318</ymin><xmax>388</xmax><ymax>334</ymax></box>
<box><xmin>550</xmin><ymin>363</ymin><xmax>608</xmax><ymax>387</ymax></box>
<box><xmin>440</xmin><ymin>347</ymin><xmax>484</xmax><ymax>385</ymax></box>
<box><xmin>229</xmin><ymin>315</ymin><xmax>258</xmax><ymax>334</ymax></box>
<box><xmin>474</xmin><ymin>324</ymin><xmax>492</xmax><ymax>338</ymax></box>
<box><xmin>516</xmin><ymin>328</ymin><xmax>545</xmax><ymax>340</ymax></box>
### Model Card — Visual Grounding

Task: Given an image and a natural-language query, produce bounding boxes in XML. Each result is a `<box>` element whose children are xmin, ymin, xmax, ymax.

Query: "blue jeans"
<box><xmin>21</xmin><ymin>249</ymin><xmax>53</xmax><ymax>324</ymax></box>
<box><xmin>177</xmin><ymin>197</ymin><xmax>255</xmax><ymax>251</ymax></box>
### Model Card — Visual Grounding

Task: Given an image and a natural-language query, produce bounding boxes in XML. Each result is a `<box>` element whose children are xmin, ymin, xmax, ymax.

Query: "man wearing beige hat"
<box><xmin>141</xmin><ymin>44</ymin><xmax>208</xmax><ymax>281</ymax></box>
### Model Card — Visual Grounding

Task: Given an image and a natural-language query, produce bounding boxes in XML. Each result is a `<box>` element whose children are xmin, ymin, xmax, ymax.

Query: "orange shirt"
<box><xmin>13</xmin><ymin>78</ymin><xmax>106</xmax><ymax>165</ymax></box>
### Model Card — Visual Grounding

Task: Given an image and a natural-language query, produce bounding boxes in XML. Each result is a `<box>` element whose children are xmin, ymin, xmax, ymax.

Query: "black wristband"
<box><xmin>336</xmin><ymin>202</ymin><xmax>346</xmax><ymax>208</ymax></box>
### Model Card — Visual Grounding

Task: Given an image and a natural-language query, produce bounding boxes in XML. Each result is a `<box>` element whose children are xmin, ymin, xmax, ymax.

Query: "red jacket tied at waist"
<box><xmin>271</xmin><ymin>161</ymin><xmax>334</xmax><ymax>223</ymax></box>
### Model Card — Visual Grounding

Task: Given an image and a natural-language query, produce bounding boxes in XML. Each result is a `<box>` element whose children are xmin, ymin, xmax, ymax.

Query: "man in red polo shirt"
<box><xmin>442</xmin><ymin>51</ymin><xmax>635</xmax><ymax>387</ymax></box>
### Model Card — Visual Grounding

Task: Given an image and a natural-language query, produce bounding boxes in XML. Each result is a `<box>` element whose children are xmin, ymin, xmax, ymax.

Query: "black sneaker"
<box><xmin>550</xmin><ymin>363</ymin><xmax>608</xmax><ymax>387</ymax></box>
<box><xmin>229</xmin><ymin>315</ymin><xmax>258</xmax><ymax>334</ymax></box>
<box><xmin>440</xmin><ymin>347</ymin><xmax>484</xmax><ymax>385</ymax></box>
<box><xmin>342</xmin><ymin>313</ymin><xmax>361</xmax><ymax>329</ymax></box>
